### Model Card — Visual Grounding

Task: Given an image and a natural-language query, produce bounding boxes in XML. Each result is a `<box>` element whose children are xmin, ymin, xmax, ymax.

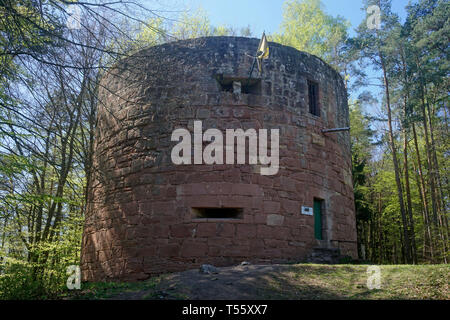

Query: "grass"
<box><xmin>261</xmin><ymin>264</ymin><xmax>449</xmax><ymax>300</ymax></box>
<box><xmin>63</xmin><ymin>264</ymin><xmax>449</xmax><ymax>300</ymax></box>
<box><xmin>63</xmin><ymin>276</ymin><xmax>164</xmax><ymax>300</ymax></box>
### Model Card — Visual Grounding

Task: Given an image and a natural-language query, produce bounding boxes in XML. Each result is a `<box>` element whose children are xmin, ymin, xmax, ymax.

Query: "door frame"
<box><xmin>313</xmin><ymin>198</ymin><xmax>324</xmax><ymax>240</ymax></box>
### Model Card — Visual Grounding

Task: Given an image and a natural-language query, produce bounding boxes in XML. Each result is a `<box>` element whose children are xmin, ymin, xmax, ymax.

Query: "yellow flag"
<box><xmin>256</xmin><ymin>32</ymin><xmax>269</xmax><ymax>59</ymax></box>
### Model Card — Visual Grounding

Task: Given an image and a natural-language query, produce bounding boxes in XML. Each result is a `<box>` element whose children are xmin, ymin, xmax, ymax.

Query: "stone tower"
<box><xmin>81</xmin><ymin>37</ymin><xmax>357</xmax><ymax>281</ymax></box>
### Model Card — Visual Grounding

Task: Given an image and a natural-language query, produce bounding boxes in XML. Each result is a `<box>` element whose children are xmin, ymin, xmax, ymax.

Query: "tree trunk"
<box><xmin>411</xmin><ymin>123</ymin><xmax>434</xmax><ymax>262</ymax></box>
<box><xmin>379</xmin><ymin>51</ymin><xmax>412</xmax><ymax>263</ymax></box>
<box><xmin>403</xmin><ymin>126</ymin><xmax>417</xmax><ymax>264</ymax></box>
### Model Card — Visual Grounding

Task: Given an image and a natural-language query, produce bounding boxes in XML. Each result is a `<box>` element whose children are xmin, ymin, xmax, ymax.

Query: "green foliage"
<box><xmin>0</xmin><ymin>5</ymin><xmax>89</xmax><ymax>298</ymax></box>
<box><xmin>212</xmin><ymin>25</ymin><xmax>235</xmax><ymax>36</ymax></box>
<box><xmin>0</xmin><ymin>0</ymin><xmax>59</xmax><ymax>81</ymax></box>
<box><xmin>350</xmin><ymin>101</ymin><xmax>373</xmax><ymax>223</ymax></box>
<box><xmin>350</xmin><ymin>0</ymin><xmax>449</xmax><ymax>265</ymax></box>
<box><xmin>131</xmin><ymin>7</ymin><xmax>253</xmax><ymax>52</ymax></box>
<box><xmin>0</xmin><ymin>230</ymin><xmax>82</xmax><ymax>299</ymax></box>
<box><xmin>272</xmin><ymin>0</ymin><xmax>351</xmax><ymax>71</ymax></box>
<box><xmin>172</xmin><ymin>8</ymin><xmax>213</xmax><ymax>40</ymax></box>
<box><xmin>0</xmin><ymin>193</ymin><xmax>83</xmax><ymax>299</ymax></box>
<box><xmin>0</xmin><ymin>259</ymin><xmax>58</xmax><ymax>299</ymax></box>
<box><xmin>135</xmin><ymin>17</ymin><xmax>167</xmax><ymax>47</ymax></box>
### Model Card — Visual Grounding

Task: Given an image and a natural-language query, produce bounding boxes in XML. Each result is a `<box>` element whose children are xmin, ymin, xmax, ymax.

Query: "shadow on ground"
<box><xmin>108</xmin><ymin>264</ymin><xmax>397</xmax><ymax>300</ymax></box>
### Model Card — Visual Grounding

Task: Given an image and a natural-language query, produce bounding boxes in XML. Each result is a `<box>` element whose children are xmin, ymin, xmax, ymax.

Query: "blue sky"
<box><xmin>183</xmin><ymin>0</ymin><xmax>410</xmax><ymax>37</ymax></box>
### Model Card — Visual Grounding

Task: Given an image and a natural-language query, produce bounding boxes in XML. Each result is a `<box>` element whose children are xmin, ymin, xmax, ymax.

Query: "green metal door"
<box><xmin>314</xmin><ymin>199</ymin><xmax>322</xmax><ymax>240</ymax></box>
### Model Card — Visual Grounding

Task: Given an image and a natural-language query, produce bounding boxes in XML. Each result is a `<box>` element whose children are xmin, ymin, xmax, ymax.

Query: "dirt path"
<box><xmin>111</xmin><ymin>264</ymin><xmax>290</xmax><ymax>300</ymax></box>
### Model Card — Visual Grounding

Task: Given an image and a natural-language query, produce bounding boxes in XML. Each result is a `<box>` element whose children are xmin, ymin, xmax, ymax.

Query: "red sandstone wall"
<box><xmin>81</xmin><ymin>37</ymin><xmax>357</xmax><ymax>281</ymax></box>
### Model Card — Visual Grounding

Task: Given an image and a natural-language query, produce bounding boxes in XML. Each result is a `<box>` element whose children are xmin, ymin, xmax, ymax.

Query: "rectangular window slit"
<box><xmin>308</xmin><ymin>80</ymin><xmax>320</xmax><ymax>117</ymax></box>
<box><xmin>241</xmin><ymin>80</ymin><xmax>261</xmax><ymax>94</ymax></box>
<box><xmin>215</xmin><ymin>75</ymin><xmax>261</xmax><ymax>95</ymax></box>
<box><xmin>192</xmin><ymin>207</ymin><xmax>243</xmax><ymax>219</ymax></box>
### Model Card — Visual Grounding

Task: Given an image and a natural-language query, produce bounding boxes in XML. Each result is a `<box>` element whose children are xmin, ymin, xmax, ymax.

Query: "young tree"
<box><xmin>272</xmin><ymin>0</ymin><xmax>352</xmax><ymax>77</ymax></box>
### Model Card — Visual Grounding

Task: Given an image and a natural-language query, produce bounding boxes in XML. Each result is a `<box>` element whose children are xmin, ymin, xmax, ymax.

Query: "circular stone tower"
<box><xmin>81</xmin><ymin>37</ymin><xmax>357</xmax><ymax>281</ymax></box>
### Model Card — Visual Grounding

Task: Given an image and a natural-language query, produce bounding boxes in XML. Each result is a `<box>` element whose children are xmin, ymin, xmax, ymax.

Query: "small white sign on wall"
<box><xmin>301</xmin><ymin>206</ymin><xmax>313</xmax><ymax>215</ymax></box>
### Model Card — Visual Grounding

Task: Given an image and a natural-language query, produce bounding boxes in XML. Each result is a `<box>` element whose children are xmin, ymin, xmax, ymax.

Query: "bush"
<box><xmin>0</xmin><ymin>258</ymin><xmax>68</xmax><ymax>299</ymax></box>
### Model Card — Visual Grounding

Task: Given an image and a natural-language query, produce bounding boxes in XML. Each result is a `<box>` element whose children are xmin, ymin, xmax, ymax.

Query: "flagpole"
<box><xmin>247</xmin><ymin>31</ymin><xmax>265</xmax><ymax>86</ymax></box>
<box><xmin>247</xmin><ymin>57</ymin><xmax>257</xmax><ymax>86</ymax></box>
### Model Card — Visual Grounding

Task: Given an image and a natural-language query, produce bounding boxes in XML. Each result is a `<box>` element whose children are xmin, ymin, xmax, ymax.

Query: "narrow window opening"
<box><xmin>192</xmin><ymin>207</ymin><xmax>243</xmax><ymax>219</ymax></box>
<box><xmin>215</xmin><ymin>75</ymin><xmax>261</xmax><ymax>95</ymax></box>
<box><xmin>219</xmin><ymin>82</ymin><xmax>233</xmax><ymax>93</ymax></box>
<box><xmin>241</xmin><ymin>80</ymin><xmax>261</xmax><ymax>94</ymax></box>
<box><xmin>308</xmin><ymin>80</ymin><xmax>320</xmax><ymax>117</ymax></box>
